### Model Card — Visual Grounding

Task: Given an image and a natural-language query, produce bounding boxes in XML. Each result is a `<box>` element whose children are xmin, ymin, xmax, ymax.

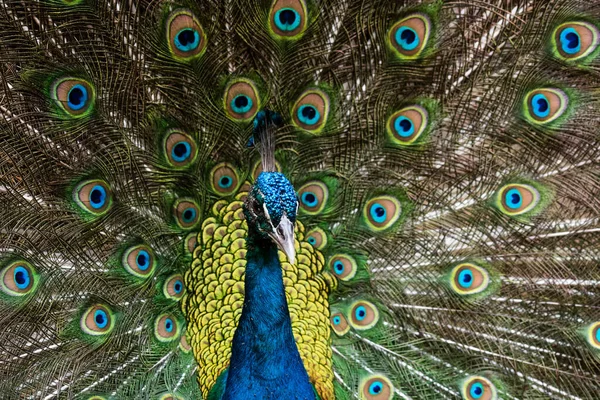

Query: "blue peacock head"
<box><xmin>244</xmin><ymin>110</ymin><xmax>298</xmax><ymax>264</ymax></box>
<box><xmin>244</xmin><ymin>172</ymin><xmax>298</xmax><ymax>264</ymax></box>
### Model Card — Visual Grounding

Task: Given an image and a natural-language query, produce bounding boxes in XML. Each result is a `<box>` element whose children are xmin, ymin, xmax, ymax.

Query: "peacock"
<box><xmin>1</xmin><ymin>0</ymin><xmax>600</xmax><ymax>398</ymax></box>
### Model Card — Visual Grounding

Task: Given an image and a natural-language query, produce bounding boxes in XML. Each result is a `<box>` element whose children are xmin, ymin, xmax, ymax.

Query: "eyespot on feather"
<box><xmin>349</xmin><ymin>300</ymin><xmax>379</xmax><ymax>330</ymax></box>
<box><xmin>386</xmin><ymin>105</ymin><xmax>428</xmax><ymax>145</ymax></box>
<box><xmin>81</xmin><ymin>304</ymin><xmax>115</xmax><ymax>336</ymax></box>
<box><xmin>360</xmin><ymin>375</ymin><xmax>394</xmax><ymax>400</ymax></box>
<box><xmin>0</xmin><ymin>261</ymin><xmax>38</xmax><ymax>297</ymax></box>
<box><xmin>179</xmin><ymin>331</ymin><xmax>192</xmax><ymax>353</ymax></box>
<box><xmin>388</xmin><ymin>14</ymin><xmax>431</xmax><ymax>59</ymax></box>
<box><xmin>450</xmin><ymin>263</ymin><xmax>490</xmax><ymax>295</ymax></box>
<box><xmin>524</xmin><ymin>88</ymin><xmax>568</xmax><ymax>125</ymax></box>
<box><xmin>73</xmin><ymin>180</ymin><xmax>113</xmax><ymax>215</ymax></box>
<box><xmin>496</xmin><ymin>183</ymin><xmax>540</xmax><ymax>216</ymax></box>
<box><xmin>184</xmin><ymin>232</ymin><xmax>198</xmax><ymax>254</ymax></box>
<box><xmin>224</xmin><ymin>79</ymin><xmax>260</xmax><ymax>121</ymax></box>
<box><xmin>154</xmin><ymin>314</ymin><xmax>180</xmax><ymax>342</ymax></box>
<box><xmin>305</xmin><ymin>227</ymin><xmax>327</xmax><ymax>250</ymax></box>
<box><xmin>164</xmin><ymin>130</ymin><xmax>197</xmax><ymax>168</ymax></box>
<box><xmin>210</xmin><ymin>163</ymin><xmax>241</xmax><ymax>196</ymax></box>
<box><xmin>159</xmin><ymin>394</ymin><xmax>184</xmax><ymax>400</ymax></box>
<box><xmin>173</xmin><ymin>199</ymin><xmax>200</xmax><ymax>229</ymax></box>
<box><xmin>363</xmin><ymin>195</ymin><xmax>402</xmax><ymax>232</ymax></box>
<box><xmin>330</xmin><ymin>312</ymin><xmax>350</xmax><ymax>336</ymax></box>
<box><xmin>329</xmin><ymin>254</ymin><xmax>357</xmax><ymax>281</ymax></box>
<box><xmin>122</xmin><ymin>244</ymin><xmax>156</xmax><ymax>279</ymax></box>
<box><xmin>585</xmin><ymin>322</ymin><xmax>600</xmax><ymax>350</ymax></box>
<box><xmin>297</xmin><ymin>181</ymin><xmax>328</xmax><ymax>215</ymax></box>
<box><xmin>51</xmin><ymin>78</ymin><xmax>95</xmax><ymax>117</ymax></box>
<box><xmin>460</xmin><ymin>376</ymin><xmax>497</xmax><ymax>400</ymax></box>
<box><xmin>553</xmin><ymin>22</ymin><xmax>599</xmax><ymax>61</ymax></box>
<box><xmin>291</xmin><ymin>89</ymin><xmax>330</xmax><ymax>133</ymax></box>
<box><xmin>269</xmin><ymin>0</ymin><xmax>308</xmax><ymax>39</ymax></box>
<box><xmin>164</xmin><ymin>274</ymin><xmax>185</xmax><ymax>300</ymax></box>
<box><xmin>167</xmin><ymin>10</ymin><xmax>207</xmax><ymax>60</ymax></box>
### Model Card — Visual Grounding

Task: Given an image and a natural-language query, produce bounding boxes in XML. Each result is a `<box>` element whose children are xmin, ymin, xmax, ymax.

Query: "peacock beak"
<box><xmin>269</xmin><ymin>213</ymin><xmax>296</xmax><ymax>265</ymax></box>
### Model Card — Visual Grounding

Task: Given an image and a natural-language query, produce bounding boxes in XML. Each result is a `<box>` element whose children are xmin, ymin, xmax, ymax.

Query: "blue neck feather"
<box><xmin>221</xmin><ymin>229</ymin><xmax>316</xmax><ymax>400</ymax></box>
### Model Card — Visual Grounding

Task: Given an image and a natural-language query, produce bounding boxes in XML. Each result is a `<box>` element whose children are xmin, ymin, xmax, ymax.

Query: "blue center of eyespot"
<box><xmin>458</xmin><ymin>269</ymin><xmax>473</xmax><ymax>288</ymax></box>
<box><xmin>369</xmin><ymin>381</ymin><xmax>384</xmax><ymax>395</ymax></box>
<box><xmin>219</xmin><ymin>175</ymin><xmax>233</xmax><ymax>189</ymax></box>
<box><xmin>174</xmin><ymin>280</ymin><xmax>183</xmax><ymax>294</ymax></box>
<box><xmin>355</xmin><ymin>305</ymin><xmax>367</xmax><ymax>321</ymax></box>
<box><xmin>172</xmin><ymin>141</ymin><xmax>191</xmax><ymax>163</ymax></box>
<box><xmin>333</xmin><ymin>260</ymin><xmax>345</xmax><ymax>275</ymax></box>
<box><xmin>174</xmin><ymin>28</ymin><xmax>200</xmax><ymax>52</ymax></box>
<box><xmin>505</xmin><ymin>188</ymin><xmax>522</xmax><ymax>209</ymax></box>
<box><xmin>301</xmin><ymin>192</ymin><xmax>318</xmax><ymax>207</ymax></box>
<box><xmin>231</xmin><ymin>95</ymin><xmax>253</xmax><ymax>114</ymax></box>
<box><xmin>308</xmin><ymin>236</ymin><xmax>317</xmax><ymax>245</ymax></box>
<box><xmin>394</xmin><ymin>115</ymin><xmax>415</xmax><ymax>138</ymax></box>
<box><xmin>332</xmin><ymin>316</ymin><xmax>341</xmax><ymax>325</ymax></box>
<box><xmin>274</xmin><ymin>8</ymin><xmax>301</xmax><ymax>31</ymax></box>
<box><xmin>595</xmin><ymin>327</ymin><xmax>600</xmax><ymax>342</ymax></box>
<box><xmin>395</xmin><ymin>26</ymin><xmax>420</xmax><ymax>51</ymax></box>
<box><xmin>94</xmin><ymin>310</ymin><xmax>108</xmax><ymax>329</ymax></box>
<box><xmin>560</xmin><ymin>27</ymin><xmax>581</xmax><ymax>55</ymax></box>
<box><xmin>165</xmin><ymin>318</ymin><xmax>174</xmax><ymax>333</ymax></box>
<box><xmin>67</xmin><ymin>84</ymin><xmax>88</xmax><ymax>111</ymax></box>
<box><xmin>13</xmin><ymin>266</ymin><xmax>30</xmax><ymax>290</ymax></box>
<box><xmin>182</xmin><ymin>207</ymin><xmax>197</xmax><ymax>223</ymax></box>
<box><xmin>531</xmin><ymin>93</ymin><xmax>550</xmax><ymax>118</ymax></box>
<box><xmin>136</xmin><ymin>250</ymin><xmax>150</xmax><ymax>271</ymax></box>
<box><xmin>89</xmin><ymin>185</ymin><xmax>107</xmax><ymax>209</ymax></box>
<box><xmin>470</xmin><ymin>382</ymin><xmax>484</xmax><ymax>399</ymax></box>
<box><xmin>370</xmin><ymin>203</ymin><xmax>387</xmax><ymax>224</ymax></box>
<box><xmin>297</xmin><ymin>105</ymin><xmax>320</xmax><ymax>125</ymax></box>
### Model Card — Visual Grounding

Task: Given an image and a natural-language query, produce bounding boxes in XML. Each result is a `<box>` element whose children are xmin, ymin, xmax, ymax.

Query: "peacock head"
<box><xmin>244</xmin><ymin>171</ymin><xmax>298</xmax><ymax>265</ymax></box>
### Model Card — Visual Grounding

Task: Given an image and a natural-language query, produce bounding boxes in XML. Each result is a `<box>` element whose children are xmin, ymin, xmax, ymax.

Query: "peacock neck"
<box><xmin>222</xmin><ymin>227</ymin><xmax>315</xmax><ymax>400</ymax></box>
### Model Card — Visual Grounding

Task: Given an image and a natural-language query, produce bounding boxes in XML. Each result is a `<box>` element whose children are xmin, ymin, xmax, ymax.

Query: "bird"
<box><xmin>0</xmin><ymin>0</ymin><xmax>600</xmax><ymax>399</ymax></box>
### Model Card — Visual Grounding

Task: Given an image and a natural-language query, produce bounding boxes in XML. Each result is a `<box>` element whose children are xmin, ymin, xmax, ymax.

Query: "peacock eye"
<box><xmin>164</xmin><ymin>274</ymin><xmax>185</xmax><ymax>300</ymax></box>
<box><xmin>269</xmin><ymin>0</ymin><xmax>307</xmax><ymax>39</ymax></box>
<box><xmin>81</xmin><ymin>304</ymin><xmax>115</xmax><ymax>336</ymax></box>
<box><xmin>461</xmin><ymin>376</ymin><xmax>497</xmax><ymax>400</ymax></box>
<box><xmin>388</xmin><ymin>14</ymin><xmax>432</xmax><ymax>59</ymax></box>
<box><xmin>497</xmin><ymin>183</ymin><xmax>540</xmax><ymax>216</ymax></box>
<box><xmin>450</xmin><ymin>263</ymin><xmax>490</xmax><ymax>295</ymax></box>
<box><xmin>553</xmin><ymin>22</ymin><xmax>599</xmax><ymax>61</ymax></box>
<box><xmin>330</xmin><ymin>312</ymin><xmax>350</xmax><ymax>336</ymax></box>
<box><xmin>52</xmin><ymin>78</ymin><xmax>95</xmax><ymax>117</ymax></box>
<box><xmin>524</xmin><ymin>88</ymin><xmax>568</xmax><ymax>125</ymax></box>
<box><xmin>305</xmin><ymin>227</ymin><xmax>327</xmax><ymax>249</ymax></box>
<box><xmin>360</xmin><ymin>375</ymin><xmax>394</xmax><ymax>400</ymax></box>
<box><xmin>349</xmin><ymin>300</ymin><xmax>379</xmax><ymax>330</ymax></box>
<box><xmin>291</xmin><ymin>89</ymin><xmax>330</xmax><ymax>133</ymax></box>
<box><xmin>164</xmin><ymin>131</ymin><xmax>197</xmax><ymax>168</ymax></box>
<box><xmin>297</xmin><ymin>181</ymin><xmax>328</xmax><ymax>215</ymax></box>
<box><xmin>174</xmin><ymin>199</ymin><xmax>200</xmax><ymax>229</ymax></box>
<box><xmin>386</xmin><ymin>105</ymin><xmax>428</xmax><ymax>145</ymax></box>
<box><xmin>210</xmin><ymin>163</ymin><xmax>240</xmax><ymax>196</ymax></box>
<box><xmin>586</xmin><ymin>322</ymin><xmax>600</xmax><ymax>350</ymax></box>
<box><xmin>167</xmin><ymin>11</ymin><xmax>206</xmax><ymax>60</ymax></box>
<box><xmin>363</xmin><ymin>195</ymin><xmax>402</xmax><ymax>232</ymax></box>
<box><xmin>224</xmin><ymin>79</ymin><xmax>260</xmax><ymax>121</ymax></box>
<box><xmin>122</xmin><ymin>244</ymin><xmax>155</xmax><ymax>279</ymax></box>
<box><xmin>179</xmin><ymin>331</ymin><xmax>192</xmax><ymax>353</ymax></box>
<box><xmin>329</xmin><ymin>254</ymin><xmax>357</xmax><ymax>281</ymax></box>
<box><xmin>0</xmin><ymin>261</ymin><xmax>38</xmax><ymax>297</ymax></box>
<box><xmin>73</xmin><ymin>180</ymin><xmax>113</xmax><ymax>216</ymax></box>
<box><xmin>154</xmin><ymin>314</ymin><xmax>180</xmax><ymax>342</ymax></box>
